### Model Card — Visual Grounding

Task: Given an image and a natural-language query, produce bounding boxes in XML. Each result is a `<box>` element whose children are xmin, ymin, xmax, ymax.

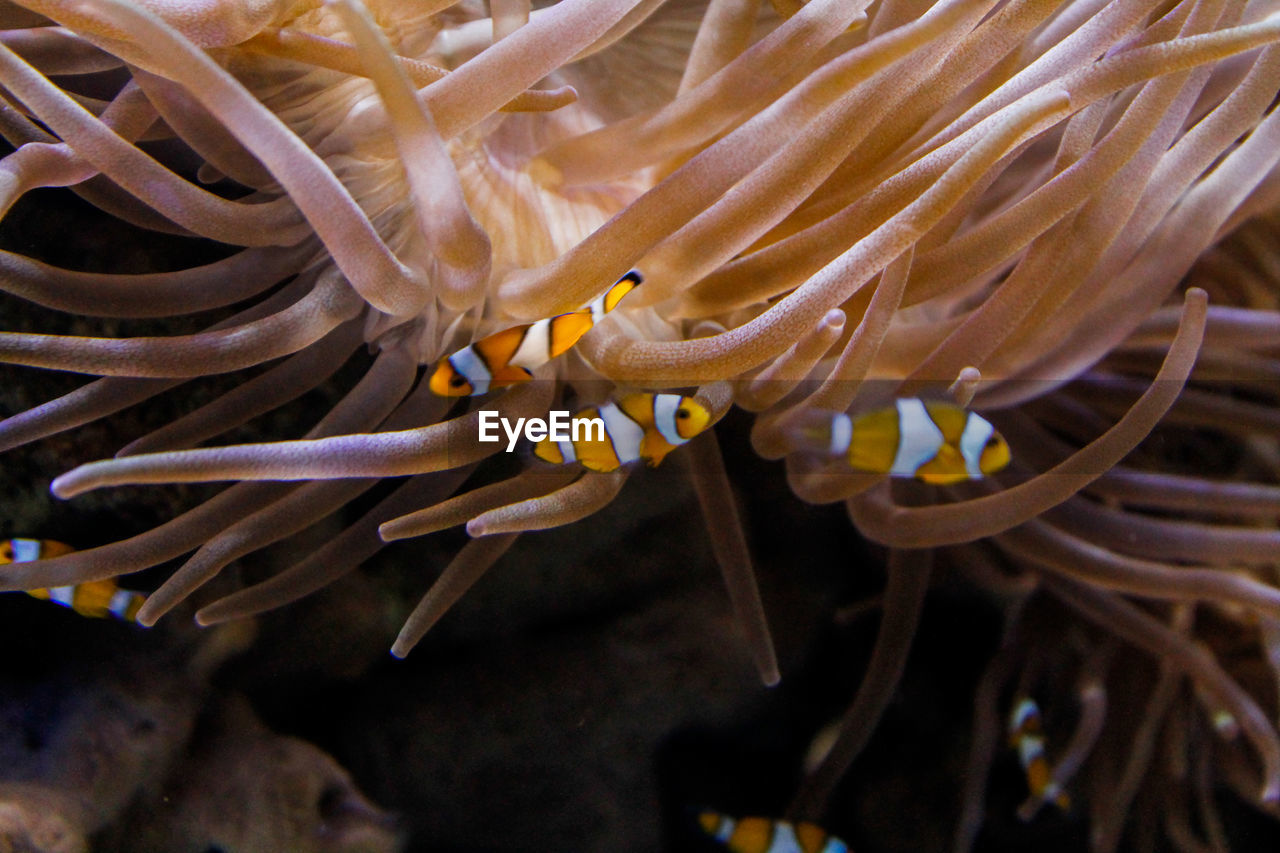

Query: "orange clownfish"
<box><xmin>2</xmin><ymin>537</ymin><xmax>147</xmax><ymax>622</ymax></box>
<box><xmin>532</xmin><ymin>393</ymin><xmax>712</xmax><ymax>472</ymax></box>
<box><xmin>791</xmin><ymin>398</ymin><xmax>1011</xmax><ymax>485</ymax></box>
<box><xmin>429</xmin><ymin>270</ymin><xmax>642</xmax><ymax>396</ymax></box>
<box><xmin>697</xmin><ymin>811</ymin><xmax>849</xmax><ymax>853</ymax></box>
<box><xmin>1008</xmin><ymin>697</ymin><xmax>1071</xmax><ymax>812</ymax></box>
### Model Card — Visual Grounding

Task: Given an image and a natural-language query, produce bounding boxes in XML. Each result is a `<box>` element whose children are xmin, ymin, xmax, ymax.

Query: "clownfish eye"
<box><xmin>676</xmin><ymin>408</ymin><xmax>690</xmax><ymax>419</ymax></box>
<box><xmin>449</xmin><ymin>375</ymin><xmax>468</xmax><ymax>388</ymax></box>
<box><xmin>985</xmin><ymin>436</ymin><xmax>1000</xmax><ymax>448</ymax></box>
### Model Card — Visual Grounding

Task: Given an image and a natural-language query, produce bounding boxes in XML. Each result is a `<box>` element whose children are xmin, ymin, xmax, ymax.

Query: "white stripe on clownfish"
<box><xmin>447</xmin><ymin>344</ymin><xmax>493</xmax><ymax>396</ymax></box>
<box><xmin>48</xmin><ymin>585</ymin><xmax>75</xmax><ymax>607</ymax></box>
<box><xmin>828</xmin><ymin>412</ymin><xmax>853</xmax><ymax>457</ymax></box>
<box><xmin>507</xmin><ymin>316</ymin><xmax>552</xmax><ymax>372</ymax></box>
<box><xmin>597</xmin><ymin>400</ymin><xmax>645</xmax><ymax>465</ymax></box>
<box><xmin>959</xmin><ymin>411</ymin><xmax>996</xmax><ymax>480</ymax></box>
<box><xmin>108</xmin><ymin>588</ymin><xmax>139</xmax><ymax>620</ymax></box>
<box><xmin>889</xmin><ymin>397</ymin><xmax>945</xmax><ymax>477</ymax></box>
<box><xmin>11</xmin><ymin>537</ymin><xmax>42</xmax><ymax>563</ymax></box>
<box><xmin>652</xmin><ymin>393</ymin><xmax>685</xmax><ymax>446</ymax></box>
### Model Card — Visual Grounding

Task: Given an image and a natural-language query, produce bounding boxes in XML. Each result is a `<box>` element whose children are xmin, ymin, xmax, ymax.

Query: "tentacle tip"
<box><xmin>389</xmin><ymin>641</ymin><xmax>412</xmax><ymax>660</ymax></box>
<box><xmin>377</xmin><ymin>521</ymin><xmax>402</xmax><ymax>542</ymax></box>
<box><xmin>193</xmin><ymin>607</ymin><xmax>223</xmax><ymax>627</ymax></box>
<box><xmin>465</xmin><ymin>518</ymin><xmax>490</xmax><ymax>537</ymax></box>
<box><xmin>135</xmin><ymin>602</ymin><xmax>167</xmax><ymax>628</ymax></box>
<box><xmin>49</xmin><ymin>472</ymin><xmax>86</xmax><ymax>500</ymax></box>
<box><xmin>526</xmin><ymin>156</ymin><xmax>563</xmax><ymax>190</ymax></box>
<box><xmin>1261</xmin><ymin>782</ymin><xmax>1280</xmax><ymax>806</ymax></box>
<box><xmin>1045</xmin><ymin>87</ymin><xmax>1071</xmax><ymax>113</ymax></box>
<box><xmin>760</xmin><ymin>667</ymin><xmax>782</xmax><ymax>688</ymax></box>
<box><xmin>1184</xmin><ymin>286</ymin><xmax>1209</xmax><ymax>306</ymax></box>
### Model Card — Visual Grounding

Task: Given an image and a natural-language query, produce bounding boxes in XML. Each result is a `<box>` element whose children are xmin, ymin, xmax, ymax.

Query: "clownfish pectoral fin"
<box><xmin>922</xmin><ymin>400</ymin><xmax>970</xmax><ymax>444</ymax></box>
<box><xmin>912</xmin><ymin>443</ymin><xmax>969</xmax><ymax>485</ymax></box>
<box><xmin>639</xmin><ymin>430</ymin><xmax>677</xmax><ymax>466</ymax></box>
<box><xmin>488</xmin><ymin>365</ymin><xmax>535</xmax><ymax>387</ymax></box>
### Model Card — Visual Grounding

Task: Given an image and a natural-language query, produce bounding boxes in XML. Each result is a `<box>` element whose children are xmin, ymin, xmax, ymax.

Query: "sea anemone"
<box><xmin>2</xmin><ymin>0</ymin><xmax>1280</xmax><ymax>849</ymax></box>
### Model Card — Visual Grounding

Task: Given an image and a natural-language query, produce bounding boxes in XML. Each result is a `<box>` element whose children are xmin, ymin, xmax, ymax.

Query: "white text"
<box><xmin>478</xmin><ymin>410</ymin><xmax>605</xmax><ymax>451</ymax></box>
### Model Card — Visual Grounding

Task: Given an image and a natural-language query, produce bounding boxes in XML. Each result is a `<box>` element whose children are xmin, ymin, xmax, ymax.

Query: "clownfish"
<box><xmin>1007</xmin><ymin>697</ymin><xmax>1071</xmax><ymax>811</ymax></box>
<box><xmin>429</xmin><ymin>270</ymin><xmax>642</xmax><ymax>396</ymax></box>
<box><xmin>697</xmin><ymin>811</ymin><xmax>848</xmax><ymax>853</ymax></box>
<box><xmin>791</xmin><ymin>398</ymin><xmax>1011</xmax><ymax>485</ymax></box>
<box><xmin>532</xmin><ymin>392</ymin><xmax>712</xmax><ymax>472</ymax></box>
<box><xmin>1</xmin><ymin>537</ymin><xmax>147</xmax><ymax>623</ymax></box>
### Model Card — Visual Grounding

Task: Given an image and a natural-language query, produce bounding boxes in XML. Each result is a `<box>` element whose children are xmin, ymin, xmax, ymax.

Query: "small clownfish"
<box><xmin>429</xmin><ymin>270</ymin><xmax>642</xmax><ymax>397</ymax></box>
<box><xmin>697</xmin><ymin>811</ymin><xmax>849</xmax><ymax>853</ymax></box>
<box><xmin>1007</xmin><ymin>697</ymin><xmax>1071</xmax><ymax>812</ymax></box>
<box><xmin>792</xmin><ymin>398</ymin><xmax>1011</xmax><ymax>485</ymax></box>
<box><xmin>533</xmin><ymin>393</ymin><xmax>712</xmax><ymax>472</ymax></box>
<box><xmin>1</xmin><ymin>537</ymin><xmax>147</xmax><ymax>623</ymax></box>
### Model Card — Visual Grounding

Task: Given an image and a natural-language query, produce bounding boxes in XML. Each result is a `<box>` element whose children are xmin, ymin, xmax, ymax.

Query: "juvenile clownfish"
<box><xmin>697</xmin><ymin>811</ymin><xmax>849</xmax><ymax>853</ymax></box>
<box><xmin>429</xmin><ymin>270</ymin><xmax>642</xmax><ymax>396</ymax></box>
<box><xmin>792</xmin><ymin>398</ymin><xmax>1011</xmax><ymax>485</ymax></box>
<box><xmin>532</xmin><ymin>393</ymin><xmax>712</xmax><ymax>472</ymax></box>
<box><xmin>1007</xmin><ymin>697</ymin><xmax>1071</xmax><ymax>812</ymax></box>
<box><xmin>1</xmin><ymin>537</ymin><xmax>148</xmax><ymax>623</ymax></box>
